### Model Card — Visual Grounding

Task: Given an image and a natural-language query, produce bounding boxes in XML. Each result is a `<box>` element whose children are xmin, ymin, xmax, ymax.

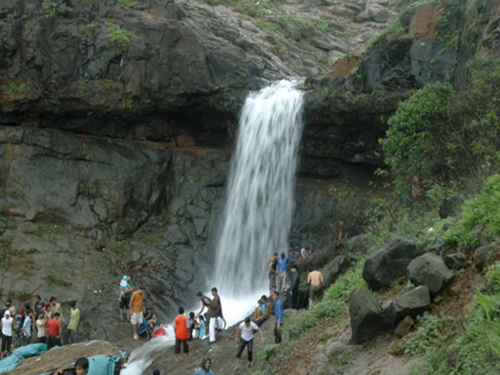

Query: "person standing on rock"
<box><xmin>67</xmin><ymin>301</ymin><xmax>80</xmax><ymax>344</ymax></box>
<box><xmin>0</xmin><ymin>310</ymin><xmax>13</xmax><ymax>359</ymax></box>
<box><xmin>194</xmin><ymin>358</ymin><xmax>214</xmax><ymax>375</ymax></box>
<box><xmin>277</xmin><ymin>252</ymin><xmax>289</xmax><ymax>292</ymax></box>
<box><xmin>130</xmin><ymin>287</ymin><xmax>146</xmax><ymax>340</ymax></box>
<box><xmin>173</xmin><ymin>306</ymin><xmax>190</xmax><ymax>362</ymax></box>
<box><xmin>46</xmin><ymin>312</ymin><xmax>62</xmax><ymax>349</ymax></box>
<box><xmin>36</xmin><ymin>312</ymin><xmax>48</xmax><ymax>343</ymax></box>
<box><xmin>268</xmin><ymin>252</ymin><xmax>279</xmax><ymax>296</ymax></box>
<box><xmin>289</xmin><ymin>265</ymin><xmax>301</xmax><ymax>309</ymax></box>
<box><xmin>119</xmin><ymin>275</ymin><xmax>134</xmax><ymax>322</ymax></box>
<box><xmin>307</xmin><ymin>269</ymin><xmax>324</xmax><ymax>308</ymax></box>
<box><xmin>273</xmin><ymin>291</ymin><xmax>284</xmax><ymax>343</ymax></box>
<box><xmin>22</xmin><ymin>310</ymin><xmax>33</xmax><ymax>345</ymax></box>
<box><xmin>209</xmin><ymin>288</ymin><xmax>222</xmax><ymax>344</ymax></box>
<box><xmin>235</xmin><ymin>316</ymin><xmax>265</xmax><ymax>371</ymax></box>
<box><xmin>50</xmin><ymin>297</ymin><xmax>64</xmax><ymax>323</ymax></box>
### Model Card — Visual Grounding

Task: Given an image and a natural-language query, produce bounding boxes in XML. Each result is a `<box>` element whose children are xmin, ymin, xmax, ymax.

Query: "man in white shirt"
<box><xmin>1</xmin><ymin>310</ymin><xmax>13</xmax><ymax>359</ymax></box>
<box><xmin>234</xmin><ymin>317</ymin><xmax>264</xmax><ymax>371</ymax></box>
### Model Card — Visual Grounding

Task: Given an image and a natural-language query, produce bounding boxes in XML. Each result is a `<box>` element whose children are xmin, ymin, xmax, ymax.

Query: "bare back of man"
<box><xmin>307</xmin><ymin>271</ymin><xmax>324</xmax><ymax>308</ymax></box>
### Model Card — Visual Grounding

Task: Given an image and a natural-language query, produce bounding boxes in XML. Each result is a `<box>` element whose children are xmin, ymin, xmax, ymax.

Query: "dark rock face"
<box><xmin>383</xmin><ymin>285</ymin><xmax>431</xmax><ymax>327</ymax></box>
<box><xmin>408</xmin><ymin>253</ymin><xmax>453</xmax><ymax>294</ymax></box>
<box><xmin>0</xmin><ymin>126</ymin><xmax>170</xmax><ymax>234</ymax></box>
<box><xmin>323</xmin><ymin>255</ymin><xmax>350</xmax><ymax>289</ymax></box>
<box><xmin>444</xmin><ymin>252</ymin><xmax>467</xmax><ymax>270</ymax></box>
<box><xmin>349</xmin><ymin>286</ymin><xmax>384</xmax><ymax>344</ymax></box>
<box><xmin>363</xmin><ymin>238</ymin><xmax>424</xmax><ymax>291</ymax></box>
<box><xmin>475</xmin><ymin>244</ymin><xmax>498</xmax><ymax>271</ymax></box>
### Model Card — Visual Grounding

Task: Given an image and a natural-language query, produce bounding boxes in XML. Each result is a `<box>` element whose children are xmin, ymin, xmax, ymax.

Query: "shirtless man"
<box><xmin>307</xmin><ymin>270</ymin><xmax>324</xmax><ymax>308</ymax></box>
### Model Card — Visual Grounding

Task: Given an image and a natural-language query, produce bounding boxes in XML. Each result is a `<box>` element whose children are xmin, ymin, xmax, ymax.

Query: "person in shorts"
<box><xmin>119</xmin><ymin>276</ymin><xmax>134</xmax><ymax>321</ymax></box>
<box><xmin>174</xmin><ymin>306</ymin><xmax>189</xmax><ymax>361</ymax></box>
<box><xmin>129</xmin><ymin>287</ymin><xmax>145</xmax><ymax>340</ymax></box>
<box><xmin>268</xmin><ymin>252</ymin><xmax>279</xmax><ymax>296</ymax></box>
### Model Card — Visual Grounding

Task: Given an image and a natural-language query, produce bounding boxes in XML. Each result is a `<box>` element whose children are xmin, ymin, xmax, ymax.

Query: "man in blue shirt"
<box><xmin>273</xmin><ymin>291</ymin><xmax>284</xmax><ymax>343</ymax></box>
<box><xmin>277</xmin><ymin>252</ymin><xmax>289</xmax><ymax>292</ymax></box>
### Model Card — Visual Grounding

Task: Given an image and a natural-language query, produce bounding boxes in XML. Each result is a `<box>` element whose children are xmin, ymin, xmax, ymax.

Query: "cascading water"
<box><xmin>213</xmin><ymin>79</ymin><xmax>304</xmax><ymax>299</ymax></box>
<box><xmin>121</xmin><ymin>80</ymin><xmax>304</xmax><ymax>374</ymax></box>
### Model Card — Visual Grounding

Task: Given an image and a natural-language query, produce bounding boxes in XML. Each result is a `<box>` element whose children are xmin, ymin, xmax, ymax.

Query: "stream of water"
<box><xmin>121</xmin><ymin>80</ymin><xmax>304</xmax><ymax>374</ymax></box>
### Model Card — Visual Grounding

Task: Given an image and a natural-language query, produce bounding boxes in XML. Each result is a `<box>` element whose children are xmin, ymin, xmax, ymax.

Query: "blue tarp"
<box><xmin>0</xmin><ymin>343</ymin><xmax>46</xmax><ymax>373</ymax></box>
<box><xmin>0</xmin><ymin>342</ymin><xmax>125</xmax><ymax>375</ymax></box>
<box><xmin>12</xmin><ymin>343</ymin><xmax>47</xmax><ymax>359</ymax></box>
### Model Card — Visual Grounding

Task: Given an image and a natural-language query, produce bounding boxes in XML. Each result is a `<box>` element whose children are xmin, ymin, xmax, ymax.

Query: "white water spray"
<box><xmin>121</xmin><ymin>80</ymin><xmax>304</xmax><ymax>374</ymax></box>
<box><xmin>213</xmin><ymin>80</ymin><xmax>304</xmax><ymax>298</ymax></box>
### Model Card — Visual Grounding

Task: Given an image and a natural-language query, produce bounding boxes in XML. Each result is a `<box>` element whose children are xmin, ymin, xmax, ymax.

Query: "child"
<box><xmin>187</xmin><ymin>312</ymin><xmax>196</xmax><ymax>340</ymax></box>
<box><xmin>194</xmin><ymin>315</ymin><xmax>206</xmax><ymax>340</ymax></box>
<box><xmin>148</xmin><ymin>313</ymin><xmax>158</xmax><ymax>330</ymax></box>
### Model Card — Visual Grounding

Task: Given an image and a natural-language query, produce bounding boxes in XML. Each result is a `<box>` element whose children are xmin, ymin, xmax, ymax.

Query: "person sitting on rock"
<box><xmin>148</xmin><ymin>313</ymin><xmax>158</xmax><ymax>330</ymax></box>
<box><xmin>253</xmin><ymin>299</ymin><xmax>264</xmax><ymax>321</ymax></box>
<box><xmin>194</xmin><ymin>358</ymin><xmax>215</xmax><ymax>375</ymax></box>
<box><xmin>57</xmin><ymin>356</ymin><xmax>89</xmax><ymax>375</ymax></box>
<box><xmin>255</xmin><ymin>295</ymin><xmax>271</xmax><ymax>327</ymax></box>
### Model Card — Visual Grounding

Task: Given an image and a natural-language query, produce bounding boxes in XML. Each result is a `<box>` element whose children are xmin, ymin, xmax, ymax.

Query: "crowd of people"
<box><xmin>0</xmin><ymin>246</ymin><xmax>323</xmax><ymax>374</ymax></box>
<box><xmin>0</xmin><ymin>295</ymin><xmax>80</xmax><ymax>359</ymax></box>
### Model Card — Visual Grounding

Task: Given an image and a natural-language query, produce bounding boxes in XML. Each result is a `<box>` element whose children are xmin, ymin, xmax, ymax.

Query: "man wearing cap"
<box><xmin>119</xmin><ymin>275</ymin><xmax>134</xmax><ymax>321</ymax></box>
<box><xmin>1</xmin><ymin>310</ymin><xmax>13</xmax><ymax>359</ymax></box>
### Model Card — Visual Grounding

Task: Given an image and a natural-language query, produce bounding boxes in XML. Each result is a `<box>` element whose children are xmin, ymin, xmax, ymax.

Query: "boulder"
<box><xmin>323</xmin><ymin>255</ymin><xmax>350</xmax><ymax>288</ymax></box>
<box><xmin>383</xmin><ymin>286</ymin><xmax>431</xmax><ymax>326</ymax></box>
<box><xmin>349</xmin><ymin>287</ymin><xmax>385</xmax><ymax>343</ymax></box>
<box><xmin>328</xmin><ymin>53</ymin><xmax>363</xmax><ymax>77</ymax></box>
<box><xmin>444</xmin><ymin>252</ymin><xmax>467</xmax><ymax>270</ymax></box>
<box><xmin>395</xmin><ymin>315</ymin><xmax>415</xmax><ymax>337</ymax></box>
<box><xmin>475</xmin><ymin>244</ymin><xmax>498</xmax><ymax>271</ymax></box>
<box><xmin>409</xmin><ymin>2</ymin><xmax>445</xmax><ymax>41</ymax></box>
<box><xmin>408</xmin><ymin>253</ymin><xmax>453</xmax><ymax>294</ymax></box>
<box><xmin>356</xmin><ymin>10</ymin><xmax>372</xmax><ymax>23</ymax></box>
<box><xmin>363</xmin><ymin>238</ymin><xmax>424</xmax><ymax>291</ymax></box>
<box><xmin>311</xmin><ymin>34</ymin><xmax>348</xmax><ymax>52</ymax></box>
<box><xmin>369</xmin><ymin>7</ymin><xmax>389</xmax><ymax>23</ymax></box>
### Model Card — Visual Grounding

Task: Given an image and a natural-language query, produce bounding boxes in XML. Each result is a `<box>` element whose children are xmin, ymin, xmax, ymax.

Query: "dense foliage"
<box><xmin>380</xmin><ymin>57</ymin><xmax>500</xmax><ymax>197</ymax></box>
<box><xmin>445</xmin><ymin>174</ymin><xmax>500</xmax><ymax>249</ymax></box>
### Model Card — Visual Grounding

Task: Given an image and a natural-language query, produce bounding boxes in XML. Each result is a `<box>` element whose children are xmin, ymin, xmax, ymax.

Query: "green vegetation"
<box><xmin>105</xmin><ymin>22</ymin><xmax>138</xmax><ymax>47</ymax></box>
<box><xmin>118</xmin><ymin>0</ymin><xmax>137</xmax><ymax>8</ymax></box>
<box><xmin>283</xmin><ymin>261</ymin><xmax>365</xmax><ymax>338</ymax></box>
<box><xmin>379</xmin><ymin>56</ymin><xmax>500</xmax><ymax>198</ymax></box>
<box><xmin>378</xmin><ymin>82</ymin><xmax>453</xmax><ymax>197</ymax></box>
<box><xmin>407</xmin><ymin>263</ymin><xmax>500</xmax><ymax>374</ymax></box>
<box><xmin>257</xmin><ymin>344</ymin><xmax>279</xmax><ymax>361</ymax></box>
<box><xmin>8</xmin><ymin>82</ymin><xmax>27</xmax><ymax>94</ymax></box>
<box><xmin>445</xmin><ymin>174</ymin><xmax>500</xmax><ymax>250</ymax></box>
<box><xmin>42</xmin><ymin>1</ymin><xmax>59</xmax><ymax>18</ymax></box>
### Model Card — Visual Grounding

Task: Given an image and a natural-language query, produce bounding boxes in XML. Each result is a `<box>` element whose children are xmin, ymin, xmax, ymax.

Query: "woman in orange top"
<box><xmin>174</xmin><ymin>306</ymin><xmax>190</xmax><ymax>361</ymax></box>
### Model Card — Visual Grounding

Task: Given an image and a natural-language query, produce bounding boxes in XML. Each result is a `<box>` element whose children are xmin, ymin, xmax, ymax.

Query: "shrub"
<box><xmin>445</xmin><ymin>174</ymin><xmax>500</xmax><ymax>249</ymax></box>
<box><xmin>106</xmin><ymin>22</ymin><xmax>137</xmax><ymax>46</ymax></box>
<box><xmin>257</xmin><ymin>344</ymin><xmax>278</xmax><ymax>361</ymax></box>
<box><xmin>380</xmin><ymin>82</ymin><xmax>453</xmax><ymax>197</ymax></box>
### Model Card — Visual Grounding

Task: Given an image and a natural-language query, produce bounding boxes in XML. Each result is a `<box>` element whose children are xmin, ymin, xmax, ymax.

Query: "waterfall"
<box><xmin>213</xmin><ymin>80</ymin><xmax>304</xmax><ymax>298</ymax></box>
<box><xmin>120</xmin><ymin>80</ymin><xmax>304</xmax><ymax>374</ymax></box>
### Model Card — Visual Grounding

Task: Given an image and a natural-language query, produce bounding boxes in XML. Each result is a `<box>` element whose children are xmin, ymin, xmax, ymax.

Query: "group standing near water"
<box><xmin>0</xmin><ymin>295</ymin><xmax>80</xmax><ymax>359</ymax></box>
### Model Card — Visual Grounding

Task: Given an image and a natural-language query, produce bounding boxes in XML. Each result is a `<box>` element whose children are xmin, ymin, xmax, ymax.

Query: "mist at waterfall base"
<box><xmin>121</xmin><ymin>80</ymin><xmax>304</xmax><ymax>374</ymax></box>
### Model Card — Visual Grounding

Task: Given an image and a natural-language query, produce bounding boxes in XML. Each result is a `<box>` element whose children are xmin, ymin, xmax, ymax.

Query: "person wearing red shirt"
<box><xmin>174</xmin><ymin>306</ymin><xmax>189</xmax><ymax>362</ymax></box>
<box><xmin>46</xmin><ymin>313</ymin><xmax>62</xmax><ymax>350</ymax></box>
